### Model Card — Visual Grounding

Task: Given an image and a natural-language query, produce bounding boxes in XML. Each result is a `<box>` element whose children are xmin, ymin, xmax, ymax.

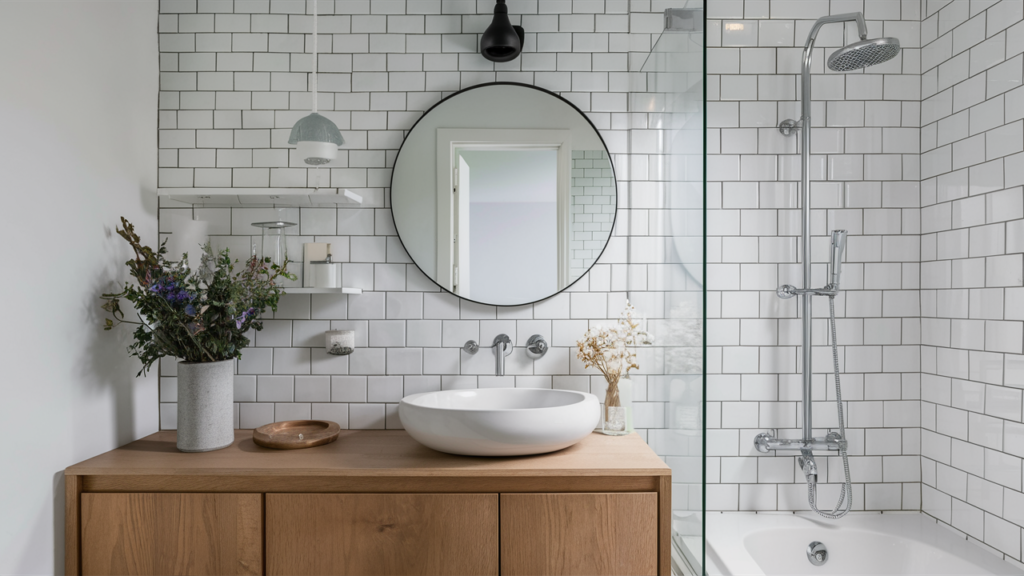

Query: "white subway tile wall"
<box><xmin>570</xmin><ymin>150</ymin><xmax>616</xmax><ymax>280</ymax></box>
<box><xmin>707</xmin><ymin>0</ymin><xmax>1024</xmax><ymax>566</ymax></box>
<box><xmin>156</xmin><ymin>0</ymin><xmax>699</xmax><ymax>487</ymax></box>
<box><xmin>706</xmin><ymin>0</ymin><xmax>925</xmax><ymax>516</ymax></box>
<box><xmin>920</xmin><ymin>0</ymin><xmax>1024</xmax><ymax>564</ymax></box>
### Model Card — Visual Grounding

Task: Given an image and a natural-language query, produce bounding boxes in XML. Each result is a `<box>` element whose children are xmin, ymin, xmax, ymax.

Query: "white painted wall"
<box><xmin>0</xmin><ymin>2</ymin><xmax>158</xmax><ymax>573</ymax></box>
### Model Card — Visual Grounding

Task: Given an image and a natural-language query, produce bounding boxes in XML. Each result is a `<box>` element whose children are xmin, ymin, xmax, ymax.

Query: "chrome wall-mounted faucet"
<box><xmin>463</xmin><ymin>334</ymin><xmax>548</xmax><ymax>376</ymax></box>
<box><xmin>463</xmin><ymin>334</ymin><xmax>513</xmax><ymax>376</ymax></box>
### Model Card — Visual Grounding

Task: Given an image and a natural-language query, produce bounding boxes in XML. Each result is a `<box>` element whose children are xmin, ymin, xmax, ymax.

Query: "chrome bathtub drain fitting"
<box><xmin>807</xmin><ymin>541</ymin><xmax>828</xmax><ymax>566</ymax></box>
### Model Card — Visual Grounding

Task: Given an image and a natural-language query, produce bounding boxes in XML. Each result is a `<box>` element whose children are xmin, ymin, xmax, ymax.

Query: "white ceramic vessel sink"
<box><xmin>399</xmin><ymin>388</ymin><xmax>601</xmax><ymax>456</ymax></box>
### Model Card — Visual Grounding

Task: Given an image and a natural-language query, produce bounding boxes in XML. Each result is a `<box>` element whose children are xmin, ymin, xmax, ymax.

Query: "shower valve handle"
<box><xmin>777</xmin><ymin>284</ymin><xmax>839</xmax><ymax>299</ymax></box>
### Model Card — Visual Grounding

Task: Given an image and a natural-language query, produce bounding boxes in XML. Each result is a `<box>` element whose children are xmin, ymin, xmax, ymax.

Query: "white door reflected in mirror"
<box><xmin>453</xmin><ymin>148</ymin><xmax>560</xmax><ymax>304</ymax></box>
<box><xmin>391</xmin><ymin>83</ymin><xmax>617</xmax><ymax>307</ymax></box>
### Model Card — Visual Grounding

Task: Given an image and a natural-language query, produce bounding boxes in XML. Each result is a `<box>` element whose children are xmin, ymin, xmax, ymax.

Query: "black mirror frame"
<box><xmin>388</xmin><ymin>82</ymin><xmax>620</xmax><ymax>308</ymax></box>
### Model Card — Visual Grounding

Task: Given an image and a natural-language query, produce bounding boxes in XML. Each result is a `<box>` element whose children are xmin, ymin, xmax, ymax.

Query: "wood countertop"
<box><xmin>65</xmin><ymin>430</ymin><xmax>670</xmax><ymax>478</ymax></box>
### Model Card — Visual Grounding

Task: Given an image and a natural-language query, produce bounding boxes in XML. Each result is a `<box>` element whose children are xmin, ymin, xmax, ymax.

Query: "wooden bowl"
<box><xmin>253</xmin><ymin>420</ymin><xmax>342</xmax><ymax>450</ymax></box>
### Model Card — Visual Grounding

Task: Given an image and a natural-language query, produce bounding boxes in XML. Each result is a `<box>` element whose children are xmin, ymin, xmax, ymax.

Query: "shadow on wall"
<box><xmin>46</xmin><ymin>220</ymin><xmax>156</xmax><ymax>571</ymax></box>
<box><xmin>81</xmin><ymin>221</ymin><xmax>145</xmax><ymax>447</ymax></box>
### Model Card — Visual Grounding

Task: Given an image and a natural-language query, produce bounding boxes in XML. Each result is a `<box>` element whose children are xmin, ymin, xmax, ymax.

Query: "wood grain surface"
<box><xmin>65</xmin><ymin>474</ymin><xmax>81</xmax><ymax>575</ymax></box>
<box><xmin>266</xmin><ymin>493</ymin><xmax>498</xmax><ymax>575</ymax></box>
<box><xmin>500</xmin><ymin>492</ymin><xmax>659</xmax><ymax>576</ymax></box>
<box><xmin>252</xmin><ymin>420</ymin><xmax>341</xmax><ymax>449</ymax></box>
<box><xmin>82</xmin><ymin>473</ymin><xmax>659</xmax><ymax>494</ymax></box>
<box><xmin>66</xmin><ymin>430</ymin><xmax>670</xmax><ymax>576</ymax></box>
<box><xmin>659</xmin><ymin>475</ymin><xmax>672</xmax><ymax>575</ymax></box>
<box><xmin>66</xmin><ymin>430</ymin><xmax>669</xmax><ymax>478</ymax></box>
<box><xmin>81</xmin><ymin>493</ymin><xmax>262</xmax><ymax>576</ymax></box>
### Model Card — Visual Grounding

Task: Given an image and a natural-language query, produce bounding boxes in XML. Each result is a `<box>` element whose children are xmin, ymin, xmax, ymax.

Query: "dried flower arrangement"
<box><xmin>576</xmin><ymin>301</ymin><xmax>654</xmax><ymax>428</ymax></box>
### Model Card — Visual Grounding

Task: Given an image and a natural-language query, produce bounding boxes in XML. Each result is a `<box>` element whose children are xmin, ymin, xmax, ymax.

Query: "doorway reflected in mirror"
<box><xmin>390</xmin><ymin>83</ymin><xmax>617</xmax><ymax>307</ymax></box>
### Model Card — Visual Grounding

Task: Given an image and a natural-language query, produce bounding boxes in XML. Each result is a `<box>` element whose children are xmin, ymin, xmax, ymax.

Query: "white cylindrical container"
<box><xmin>310</xmin><ymin>254</ymin><xmax>341</xmax><ymax>288</ymax></box>
<box><xmin>315</xmin><ymin>264</ymin><xmax>340</xmax><ymax>287</ymax></box>
<box><xmin>176</xmin><ymin>359</ymin><xmax>235</xmax><ymax>452</ymax></box>
<box><xmin>325</xmin><ymin>330</ymin><xmax>355</xmax><ymax>356</ymax></box>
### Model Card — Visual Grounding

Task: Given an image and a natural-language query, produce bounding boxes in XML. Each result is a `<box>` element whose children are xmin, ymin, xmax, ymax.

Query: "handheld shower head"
<box><xmin>829</xmin><ymin>230</ymin><xmax>849</xmax><ymax>288</ymax></box>
<box><xmin>828</xmin><ymin>37</ymin><xmax>901</xmax><ymax>71</ymax></box>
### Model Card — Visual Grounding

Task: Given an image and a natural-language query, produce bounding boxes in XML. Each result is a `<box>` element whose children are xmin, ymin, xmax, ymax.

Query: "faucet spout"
<box><xmin>799</xmin><ymin>449</ymin><xmax>818</xmax><ymax>483</ymax></box>
<box><xmin>493</xmin><ymin>334</ymin><xmax>512</xmax><ymax>376</ymax></box>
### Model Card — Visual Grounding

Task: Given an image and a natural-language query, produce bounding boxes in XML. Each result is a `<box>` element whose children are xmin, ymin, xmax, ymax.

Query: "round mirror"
<box><xmin>391</xmin><ymin>83</ymin><xmax>617</xmax><ymax>306</ymax></box>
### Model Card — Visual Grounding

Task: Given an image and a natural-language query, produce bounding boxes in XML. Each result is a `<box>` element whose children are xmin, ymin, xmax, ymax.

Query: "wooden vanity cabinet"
<box><xmin>265</xmin><ymin>493</ymin><xmax>499</xmax><ymax>575</ymax></box>
<box><xmin>81</xmin><ymin>493</ymin><xmax>262</xmax><ymax>576</ymax></box>
<box><xmin>501</xmin><ymin>493</ymin><xmax>659</xmax><ymax>576</ymax></box>
<box><xmin>65</xmin><ymin>430</ymin><xmax>671</xmax><ymax>576</ymax></box>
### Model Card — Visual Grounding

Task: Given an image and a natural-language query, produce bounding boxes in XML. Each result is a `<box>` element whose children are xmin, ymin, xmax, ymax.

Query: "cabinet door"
<box><xmin>500</xmin><ymin>493</ymin><xmax>658</xmax><ymax>576</ymax></box>
<box><xmin>266</xmin><ymin>493</ymin><xmax>499</xmax><ymax>576</ymax></box>
<box><xmin>81</xmin><ymin>493</ymin><xmax>262</xmax><ymax>576</ymax></box>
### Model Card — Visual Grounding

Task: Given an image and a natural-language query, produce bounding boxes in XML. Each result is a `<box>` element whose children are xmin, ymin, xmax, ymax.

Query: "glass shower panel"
<box><xmin>634</xmin><ymin>5</ymin><xmax>704</xmax><ymax>575</ymax></box>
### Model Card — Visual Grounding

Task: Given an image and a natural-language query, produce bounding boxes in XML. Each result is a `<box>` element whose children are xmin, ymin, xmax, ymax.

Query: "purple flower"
<box><xmin>234</xmin><ymin>307</ymin><xmax>258</xmax><ymax>330</ymax></box>
<box><xmin>185</xmin><ymin>304</ymin><xmax>197</xmax><ymax>317</ymax></box>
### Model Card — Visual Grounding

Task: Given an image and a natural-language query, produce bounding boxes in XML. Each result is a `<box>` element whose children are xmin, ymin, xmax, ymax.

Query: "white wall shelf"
<box><xmin>283</xmin><ymin>287</ymin><xmax>362</xmax><ymax>295</ymax></box>
<box><xmin>158</xmin><ymin>188</ymin><xmax>363</xmax><ymax>208</ymax></box>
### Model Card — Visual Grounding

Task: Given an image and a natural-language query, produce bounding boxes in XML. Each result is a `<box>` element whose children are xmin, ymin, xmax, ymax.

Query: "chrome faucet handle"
<box><xmin>754</xmin><ymin>432</ymin><xmax>773</xmax><ymax>453</ymax></box>
<box><xmin>492</xmin><ymin>334</ymin><xmax>513</xmax><ymax>354</ymax></box>
<box><xmin>462</xmin><ymin>340</ymin><xmax>480</xmax><ymax>354</ymax></box>
<box><xmin>825</xmin><ymin>430</ymin><xmax>847</xmax><ymax>450</ymax></box>
<box><xmin>525</xmin><ymin>334</ymin><xmax>548</xmax><ymax>359</ymax></box>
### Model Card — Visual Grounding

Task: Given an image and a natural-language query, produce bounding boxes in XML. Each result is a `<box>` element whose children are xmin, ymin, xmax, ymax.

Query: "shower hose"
<box><xmin>808</xmin><ymin>294</ymin><xmax>853</xmax><ymax>519</ymax></box>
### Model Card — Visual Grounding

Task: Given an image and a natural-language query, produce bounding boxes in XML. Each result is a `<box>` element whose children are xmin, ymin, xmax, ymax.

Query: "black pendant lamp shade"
<box><xmin>480</xmin><ymin>0</ymin><xmax>525</xmax><ymax>62</ymax></box>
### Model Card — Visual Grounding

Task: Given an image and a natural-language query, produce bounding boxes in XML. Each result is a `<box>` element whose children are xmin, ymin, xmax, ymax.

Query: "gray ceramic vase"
<box><xmin>176</xmin><ymin>360</ymin><xmax>234</xmax><ymax>452</ymax></box>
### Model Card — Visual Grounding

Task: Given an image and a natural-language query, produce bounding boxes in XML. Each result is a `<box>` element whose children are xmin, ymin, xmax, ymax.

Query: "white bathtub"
<box><xmin>706</xmin><ymin>512</ymin><xmax>1023</xmax><ymax>576</ymax></box>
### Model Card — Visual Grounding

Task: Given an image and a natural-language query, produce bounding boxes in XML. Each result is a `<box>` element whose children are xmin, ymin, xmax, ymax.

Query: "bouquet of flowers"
<box><xmin>576</xmin><ymin>301</ymin><xmax>654</xmax><ymax>427</ymax></box>
<box><xmin>101</xmin><ymin>217</ymin><xmax>294</xmax><ymax>375</ymax></box>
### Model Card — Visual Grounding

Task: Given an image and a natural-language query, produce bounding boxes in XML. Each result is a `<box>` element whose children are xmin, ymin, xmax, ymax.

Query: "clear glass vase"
<box><xmin>601</xmin><ymin>377</ymin><xmax>628</xmax><ymax>436</ymax></box>
<box><xmin>252</xmin><ymin>220</ymin><xmax>297</xmax><ymax>268</ymax></box>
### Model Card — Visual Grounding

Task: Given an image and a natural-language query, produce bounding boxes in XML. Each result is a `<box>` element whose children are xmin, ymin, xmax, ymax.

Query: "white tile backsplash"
<box><xmin>157</xmin><ymin>0</ymin><xmax>697</xmax><ymax>486</ymax></box>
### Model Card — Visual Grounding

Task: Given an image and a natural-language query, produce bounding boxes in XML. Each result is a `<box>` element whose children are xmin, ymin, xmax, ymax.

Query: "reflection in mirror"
<box><xmin>391</xmin><ymin>83</ymin><xmax>617</xmax><ymax>307</ymax></box>
<box><xmin>457</xmin><ymin>148</ymin><xmax>558</xmax><ymax>304</ymax></box>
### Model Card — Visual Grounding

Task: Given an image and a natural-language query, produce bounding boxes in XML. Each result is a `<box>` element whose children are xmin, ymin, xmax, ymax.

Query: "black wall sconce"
<box><xmin>480</xmin><ymin>0</ymin><xmax>525</xmax><ymax>62</ymax></box>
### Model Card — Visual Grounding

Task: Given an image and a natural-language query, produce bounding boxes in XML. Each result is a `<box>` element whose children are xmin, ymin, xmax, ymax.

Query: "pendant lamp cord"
<box><xmin>311</xmin><ymin>0</ymin><xmax>318</xmax><ymax>114</ymax></box>
<box><xmin>312</xmin><ymin>0</ymin><xmax>319</xmax><ymax>188</ymax></box>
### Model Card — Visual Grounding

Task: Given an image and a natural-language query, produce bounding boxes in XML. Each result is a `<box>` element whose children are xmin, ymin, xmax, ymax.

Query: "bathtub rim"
<box><xmin>705</xmin><ymin>511</ymin><xmax>1024</xmax><ymax>576</ymax></box>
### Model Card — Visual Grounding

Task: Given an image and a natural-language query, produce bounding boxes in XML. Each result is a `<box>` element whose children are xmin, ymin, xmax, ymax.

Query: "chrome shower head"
<box><xmin>827</xmin><ymin>37</ymin><xmax>901</xmax><ymax>71</ymax></box>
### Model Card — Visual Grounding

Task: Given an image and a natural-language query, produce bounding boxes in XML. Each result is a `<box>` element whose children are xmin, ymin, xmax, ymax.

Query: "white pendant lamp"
<box><xmin>288</xmin><ymin>0</ymin><xmax>343</xmax><ymax>165</ymax></box>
